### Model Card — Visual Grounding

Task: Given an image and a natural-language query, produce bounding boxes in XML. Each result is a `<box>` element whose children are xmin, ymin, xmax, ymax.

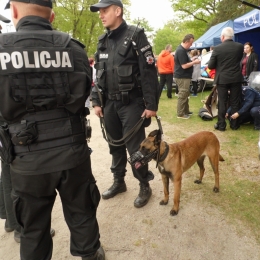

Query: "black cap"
<box><xmin>90</xmin><ymin>0</ymin><xmax>123</xmax><ymax>12</ymax></box>
<box><xmin>5</xmin><ymin>0</ymin><xmax>53</xmax><ymax>9</ymax></box>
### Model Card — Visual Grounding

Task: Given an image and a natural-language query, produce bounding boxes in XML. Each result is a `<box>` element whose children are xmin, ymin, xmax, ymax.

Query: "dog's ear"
<box><xmin>148</xmin><ymin>130</ymin><xmax>158</xmax><ymax>137</ymax></box>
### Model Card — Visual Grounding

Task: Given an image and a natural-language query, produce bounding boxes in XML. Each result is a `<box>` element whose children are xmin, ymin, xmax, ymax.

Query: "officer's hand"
<box><xmin>94</xmin><ymin>106</ymin><xmax>103</xmax><ymax>118</ymax></box>
<box><xmin>141</xmin><ymin>110</ymin><xmax>157</xmax><ymax>118</ymax></box>
<box><xmin>231</xmin><ymin>112</ymin><xmax>239</xmax><ymax>119</ymax></box>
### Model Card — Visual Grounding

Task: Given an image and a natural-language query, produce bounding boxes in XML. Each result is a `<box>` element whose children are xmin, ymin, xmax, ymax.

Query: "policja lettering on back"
<box><xmin>0</xmin><ymin>48</ymin><xmax>73</xmax><ymax>74</ymax></box>
<box><xmin>0</xmin><ymin>0</ymin><xmax>104</xmax><ymax>258</ymax></box>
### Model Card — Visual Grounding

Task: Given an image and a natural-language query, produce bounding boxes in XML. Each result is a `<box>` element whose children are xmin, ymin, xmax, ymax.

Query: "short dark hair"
<box><xmin>182</xmin><ymin>34</ymin><xmax>194</xmax><ymax>43</ymax></box>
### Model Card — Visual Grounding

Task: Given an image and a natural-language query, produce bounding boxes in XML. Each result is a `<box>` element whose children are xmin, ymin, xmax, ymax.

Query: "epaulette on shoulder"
<box><xmin>71</xmin><ymin>38</ymin><xmax>85</xmax><ymax>48</ymax></box>
<box><xmin>128</xmin><ymin>25</ymin><xmax>143</xmax><ymax>33</ymax></box>
<box><xmin>128</xmin><ymin>25</ymin><xmax>144</xmax><ymax>41</ymax></box>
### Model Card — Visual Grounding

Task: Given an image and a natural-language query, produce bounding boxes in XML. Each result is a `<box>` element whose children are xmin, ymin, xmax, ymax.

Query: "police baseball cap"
<box><xmin>90</xmin><ymin>0</ymin><xmax>123</xmax><ymax>12</ymax></box>
<box><xmin>5</xmin><ymin>0</ymin><xmax>53</xmax><ymax>9</ymax></box>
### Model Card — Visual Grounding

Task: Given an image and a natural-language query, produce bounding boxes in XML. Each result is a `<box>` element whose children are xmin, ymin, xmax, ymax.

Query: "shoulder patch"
<box><xmin>144</xmin><ymin>51</ymin><xmax>155</xmax><ymax>65</ymax></box>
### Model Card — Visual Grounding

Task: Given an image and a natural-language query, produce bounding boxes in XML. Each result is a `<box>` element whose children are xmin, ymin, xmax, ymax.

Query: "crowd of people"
<box><xmin>0</xmin><ymin>0</ymin><xmax>260</xmax><ymax>260</ymax></box>
<box><xmin>157</xmin><ymin>27</ymin><xmax>259</xmax><ymax>130</ymax></box>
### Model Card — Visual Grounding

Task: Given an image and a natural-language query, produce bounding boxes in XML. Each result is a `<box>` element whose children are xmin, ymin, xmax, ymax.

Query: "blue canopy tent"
<box><xmin>191</xmin><ymin>20</ymin><xmax>234</xmax><ymax>49</ymax></box>
<box><xmin>234</xmin><ymin>9</ymin><xmax>260</xmax><ymax>70</ymax></box>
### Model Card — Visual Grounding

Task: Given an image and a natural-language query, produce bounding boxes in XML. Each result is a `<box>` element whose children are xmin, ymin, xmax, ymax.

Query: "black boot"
<box><xmin>102</xmin><ymin>178</ymin><xmax>127</xmax><ymax>200</ymax></box>
<box><xmin>134</xmin><ymin>182</ymin><xmax>152</xmax><ymax>208</ymax></box>
<box><xmin>4</xmin><ymin>220</ymin><xmax>14</xmax><ymax>233</ymax></box>
<box><xmin>82</xmin><ymin>246</ymin><xmax>105</xmax><ymax>260</ymax></box>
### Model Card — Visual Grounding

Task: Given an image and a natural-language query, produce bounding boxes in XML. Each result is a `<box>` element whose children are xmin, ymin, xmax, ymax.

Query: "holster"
<box><xmin>0</xmin><ymin>123</ymin><xmax>15</xmax><ymax>164</ymax></box>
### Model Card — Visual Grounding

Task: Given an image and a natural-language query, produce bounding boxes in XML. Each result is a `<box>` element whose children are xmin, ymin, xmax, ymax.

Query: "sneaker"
<box><xmin>175</xmin><ymin>93</ymin><xmax>178</xmax><ymax>97</ymax></box>
<box><xmin>177</xmin><ymin>115</ymin><xmax>190</xmax><ymax>119</ymax></box>
<box><xmin>4</xmin><ymin>220</ymin><xmax>14</xmax><ymax>233</ymax></box>
<box><xmin>187</xmin><ymin>111</ymin><xmax>193</xmax><ymax>115</ymax></box>
<box><xmin>191</xmin><ymin>94</ymin><xmax>197</xmax><ymax>97</ymax></box>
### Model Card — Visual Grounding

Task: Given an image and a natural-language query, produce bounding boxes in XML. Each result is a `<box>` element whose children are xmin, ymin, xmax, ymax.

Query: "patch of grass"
<box><xmin>157</xmin><ymin>91</ymin><xmax>260</xmax><ymax>243</ymax></box>
<box><xmin>142</xmin><ymin>219</ymin><xmax>153</xmax><ymax>226</ymax></box>
<box><xmin>133</xmin><ymin>239</ymin><xmax>143</xmax><ymax>246</ymax></box>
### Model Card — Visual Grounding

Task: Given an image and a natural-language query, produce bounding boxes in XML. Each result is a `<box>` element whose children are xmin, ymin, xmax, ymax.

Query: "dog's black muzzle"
<box><xmin>127</xmin><ymin>149</ymin><xmax>158</xmax><ymax>169</ymax></box>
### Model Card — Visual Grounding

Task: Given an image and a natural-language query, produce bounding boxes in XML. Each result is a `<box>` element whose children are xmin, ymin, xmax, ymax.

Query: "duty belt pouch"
<box><xmin>117</xmin><ymin>65</ymin><xmax>134</xmax><ymax>105</ymax></box>
<box><xmin>0</xmin><ymin>123</ymin><xmax>14</xmax><ymax>164</ymax></box>
<box><xmin>11</xmin><ymin>121</ymin><xmax>38</xmax><ymax>146</ymax></box>
<box><xmin>95</xmin><ymin>62</ymin><xmax>106</xmax><ymax>89</ymax></box>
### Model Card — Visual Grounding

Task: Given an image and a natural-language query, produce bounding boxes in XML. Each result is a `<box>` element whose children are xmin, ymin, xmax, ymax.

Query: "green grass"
<box><xmin>157</xmin><ymin>90</ymin><xmax>260</xmax><ymax>243</ymax></box>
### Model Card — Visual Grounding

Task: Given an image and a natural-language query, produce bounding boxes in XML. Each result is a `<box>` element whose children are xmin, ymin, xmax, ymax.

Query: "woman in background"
<box><xmin>241</xmin><ymin>42</ymin><xmax>258</xmax><ymax>85</ymax></box>
<box><xmin>190</xmin><ymin>49</ymin><xmax>201</xmax><ymax>97</ymax></box>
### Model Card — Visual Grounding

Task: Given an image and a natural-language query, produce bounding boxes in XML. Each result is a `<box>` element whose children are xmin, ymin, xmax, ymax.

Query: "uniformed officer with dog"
<box><xmin>90</xmin><ymin>0</ymin><xmax>159</xmax><ymax>208</ymax></box>
<box><xmin>0</xmin><ymin>0</ymin><xmax>104</xmax><ymax>259</ymax></box>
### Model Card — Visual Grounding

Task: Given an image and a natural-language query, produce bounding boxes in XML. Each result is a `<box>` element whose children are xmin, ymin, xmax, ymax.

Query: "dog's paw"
<box><xmin>194</xmin><ymin>179</ymin><xmax>202</xmax><ymax>184</ymax></box>
<box><xmin>159</xmin><ymin>200</ymin><xmax>168</xmax><ymax>205</ymax></box>
<box><xmin>213</xmin><ymin>187</ymin><xmax>219</xmax><ymax>193</ymax></box>
<box><xmin>170</xmin><ymin>209</ymin><xmax>178</xmax><ymax>216</ymax></box>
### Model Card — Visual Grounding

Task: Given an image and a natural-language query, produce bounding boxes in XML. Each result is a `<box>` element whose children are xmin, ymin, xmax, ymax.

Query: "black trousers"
<box><xmin>191</xmin><ymin>81</ymin><xmax>198</xmax><ymax>95</ymax></box>
<box><xmin>103</xmin><ymin>97</ymin><xmax>153</xmax><ymax>183</ymax></box>
<box><xmin>216</xmin><ymin>83</ymin><xmax>242</xmax><ymax>129</ymax></box>
<box><xmin>159</xmin><ymin>73</ymin><xmax>173</xmax><ymax>98</ymax></box>
<box><xmin>0</xmin><ymin>161</ymin><xmax>20</xmax><ymax>231</ymax></box>
<box><xmin>10</xmin><ymin>156</ymin><xmax>100</xmax><ymax>260</ymax></box>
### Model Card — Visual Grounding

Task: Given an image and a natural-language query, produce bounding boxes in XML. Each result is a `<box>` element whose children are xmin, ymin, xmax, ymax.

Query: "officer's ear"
<box><xmin>50</xmin><ymin>10</ymin><xmax>55</xmax><ymax>23</ymax></box>
<box><xmin>10</xmin><ymin>2</ymin><xmax>18</xmax><ymax>20</ymax></box>
<box><xmin>115</xmin><ymin>6</ymin><xmax>122</xmax><ymax>17</ymax></box>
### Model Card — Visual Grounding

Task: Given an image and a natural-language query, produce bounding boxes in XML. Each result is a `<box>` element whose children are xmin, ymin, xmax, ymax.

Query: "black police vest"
<box><xmin>95</xmin><ymin>26</ymin><xmax>142</xmax><ymax>98</ymax></box>
<box><xmin>0</xmin><ymin>31</ymin><xmax>88</xmax><ymax>154</ymax></box>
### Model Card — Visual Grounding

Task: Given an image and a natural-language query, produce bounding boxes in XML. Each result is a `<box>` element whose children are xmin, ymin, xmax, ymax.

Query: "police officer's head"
<box><xmin>5</xmin><ymin>0</ymin><xmax>54</xmax><ymax>27</ymax></box>
<box><xmin>90</xmin><ymin>0</ymin><xmax>123</xmax><ymax>30</ymax></box>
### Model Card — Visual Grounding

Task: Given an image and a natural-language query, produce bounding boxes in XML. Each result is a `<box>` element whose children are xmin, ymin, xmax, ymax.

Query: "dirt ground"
<box><xmin>1</xmin><ymin>109</ymin><xmax>260</xmax><ymax>260</ymax></box>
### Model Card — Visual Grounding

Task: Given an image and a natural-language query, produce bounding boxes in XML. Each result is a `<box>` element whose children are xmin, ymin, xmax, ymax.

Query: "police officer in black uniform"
<box><xmin>0</xmin><ymin>1</ymin><xmax>104</xmax><ymax>259</ymax></box>
<box><xmin>90</xmin><ymin>0</ymin><xmax>159</xmax><ymax>208</ymax></box>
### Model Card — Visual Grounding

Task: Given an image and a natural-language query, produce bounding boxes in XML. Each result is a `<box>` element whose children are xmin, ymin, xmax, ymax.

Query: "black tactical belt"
<box><xmin>107</xmin><ymin>93</ymin><xmax>122</xmax><ymax>100</ymax></box>
<box><xmin>13</xmin><ymin>133</ymin><xmax>86</xmax><ymax>154</ymax></box>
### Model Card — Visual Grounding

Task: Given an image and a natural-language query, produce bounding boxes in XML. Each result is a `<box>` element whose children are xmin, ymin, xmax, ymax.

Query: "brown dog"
<box><xmin>138</xmin><ymin>130</ymin><xmax>224</xmax><ymax>216</ymax></box>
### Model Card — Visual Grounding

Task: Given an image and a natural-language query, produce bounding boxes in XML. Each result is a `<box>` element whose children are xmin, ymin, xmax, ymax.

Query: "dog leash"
<box><xmin>100</xmin><ymin>116</ymin><xmax>146</xmax><ymax>146</ymax></box>
<box><xmin>100</xmin><ymin>115</ymin><xmax>163</xmax><ymax>147</ymax></box>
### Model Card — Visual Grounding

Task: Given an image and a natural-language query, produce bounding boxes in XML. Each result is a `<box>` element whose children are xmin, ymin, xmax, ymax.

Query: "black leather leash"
<box><xmin>100</xmin><ymin>115</ymin><xmax>163</xmax><ymax>147</ymax></box>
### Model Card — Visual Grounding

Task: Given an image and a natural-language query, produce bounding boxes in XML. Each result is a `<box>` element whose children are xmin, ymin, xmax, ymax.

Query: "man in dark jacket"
<box><xmin>208</xmin><ymin>27</ymin><xmax>244</xmax><ymax>131</ymax></box>
<box><xmin>0</xmin><ymin>1</ymin><xmax>104</xmax><ymax>259</ymax></box>
<box><xmin>227</xmin><ymin>86</ymin><xmax>260</xmax><ymax>130</ymax></box>
<box><xmin>90</xmin><ymin>0</ymin><xmax>159</xmax><ymax>208</ymax></box>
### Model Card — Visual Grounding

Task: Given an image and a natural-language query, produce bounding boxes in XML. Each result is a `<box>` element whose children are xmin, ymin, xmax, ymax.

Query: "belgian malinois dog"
<box><xmin>138</xmin><ymin>130</ymin><xmax>224</xmax><ymax>216</ymax></box>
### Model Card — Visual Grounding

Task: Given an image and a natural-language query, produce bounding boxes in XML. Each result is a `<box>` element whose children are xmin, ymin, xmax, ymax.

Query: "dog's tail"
<box><xmin>219</xmin><ymin>154</ymin><xmax>225</xmax><ymax>161</ymax></box>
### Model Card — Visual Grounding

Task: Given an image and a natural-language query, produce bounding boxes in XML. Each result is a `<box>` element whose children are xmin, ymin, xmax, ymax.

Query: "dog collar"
<box><xmin>158</xmin><ymin>141</ymin><xmax>169</xmax><ymax>162</ymax></box>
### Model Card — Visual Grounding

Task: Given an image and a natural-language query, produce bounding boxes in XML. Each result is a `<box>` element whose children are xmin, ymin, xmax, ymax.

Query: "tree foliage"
<box><xmin>169</xmin><ymin>0</ymin><xmax>220</xmax><ymax>24</ymax></box>
<box><xmin>51</xmin><ymin>0</ymin><xmax>260</xmax><ymax>57</ymax></box>
<box><xmin>211</xmin><ymin>0</ymin><xmax>260</xmax><ymax>25</ymax></box>
<box><xmin>52</xmin><ymin>0</ymin><xmax>130</xmax><ymax>56</ymax></box>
